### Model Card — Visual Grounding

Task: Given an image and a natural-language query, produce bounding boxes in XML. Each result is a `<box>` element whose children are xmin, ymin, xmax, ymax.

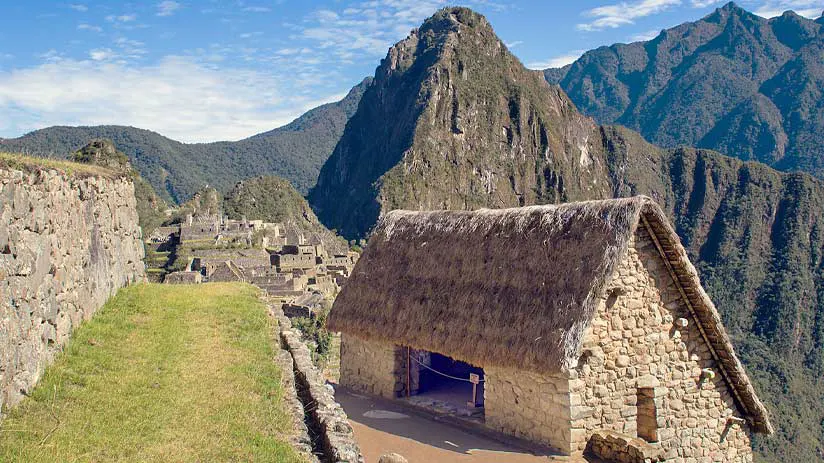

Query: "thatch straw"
<box><xmin>328</xmin><ymin>196</ymin><xmax>772</xmax><ymax>434</ymax></box>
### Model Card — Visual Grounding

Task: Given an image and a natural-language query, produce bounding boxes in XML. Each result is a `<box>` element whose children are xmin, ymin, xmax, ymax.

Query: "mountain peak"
<box><xmin>719</xmin><ymin>1</ymin><xmax>741</xmax><ymax>11</ymax></box>
<box><xmin>310</xmin><ymin>3</ymin><xmax>606</xmax><ymax>238</ymax></box>
<box><xmin>704</xmin><ymin>1</ymin><xmax>760</xmax><ymax>23</ymax></box>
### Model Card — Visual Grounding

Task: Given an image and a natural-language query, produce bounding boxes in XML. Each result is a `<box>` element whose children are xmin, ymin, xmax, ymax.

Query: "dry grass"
<box><xmin>0</xmin><ymin>283</ymin><xmax>305</xmax><ymax>462</ymax></box>
<box><xmin>329</xmin><ymin>197</ymin><xmax>646</xmax><ymax>374</ymax></box>
<box><xmin>0</xmin><ymin>152</ymin><xmax>118</xmax><ymax>179</ymax></box>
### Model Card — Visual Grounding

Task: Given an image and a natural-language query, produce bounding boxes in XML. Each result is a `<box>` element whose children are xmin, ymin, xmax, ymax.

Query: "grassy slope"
<box><xmin>0</xmin><ymin>152</ymin><xmax>117</xmax><ymax>179</ymax></box>
<box><xmin>0</xmin><ymin>283</ymin><xmax>304</xmax><ymax>463</ymax></box>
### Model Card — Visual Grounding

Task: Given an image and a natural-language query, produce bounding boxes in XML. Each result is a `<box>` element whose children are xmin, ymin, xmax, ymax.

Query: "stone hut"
<box><xmin>328</xmin><ymin>197</ymin><xmax>773</xmax><ymax>462</ymax></box>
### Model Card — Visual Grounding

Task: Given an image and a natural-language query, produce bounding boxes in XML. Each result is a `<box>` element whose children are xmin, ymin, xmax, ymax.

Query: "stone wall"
<box><xmin>484</xmin><ymin>366</ymin><xmax>572</xmax><ymax>454</ymax></box>
<box><xmin>277</xmin><ymin>309</ymin><xmax>362</xmax><ymax>462</ymax></box>
<box><xmin>339</xmin><ymin>334</ymin><xmax>403</xmax><ymax>398</ymax></box>
<box><xmin>0</xmin><ymin>167</ymin><xmax>145</xmax><ymax>414</ymax></box>
<box><xmin>569</xmin><ymin>225</ymin><xmax>754</xmax><ymax>461</ymax></box>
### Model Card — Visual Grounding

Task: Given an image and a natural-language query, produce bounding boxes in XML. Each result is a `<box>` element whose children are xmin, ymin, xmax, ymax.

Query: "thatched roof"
<box><xmin>328</xmin><ymin>196</ymin><xmax>773</xmax><ymax>434</ymax></box>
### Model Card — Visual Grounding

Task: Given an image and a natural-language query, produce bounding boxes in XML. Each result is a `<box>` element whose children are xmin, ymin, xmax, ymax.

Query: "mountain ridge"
<box><xmin>0</xmin><ymin>77</ymin><xmax>373</xmax><ymax>204</ymax></box>
<box><xmin>544</xmin><ymin>2</ymin><xmax>824</xmax><ymax>181</ymax></box>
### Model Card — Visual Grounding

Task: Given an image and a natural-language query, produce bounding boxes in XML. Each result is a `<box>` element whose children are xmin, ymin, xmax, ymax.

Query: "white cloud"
<box><xmin>106</xmin><ymin>14</ymin><xmax>138</xmax><ymax>23</ymax></box>
<box><xmin>69</xmin><ymin>4</ymin><xmax>88</xmax><ymax>12</ymax></box>
<box><xmin>77</xmin><ymin>23</ymin><xmax>103</xmax><ymax>33</ymax></box>
<box><xmin>157</xmin><ymin>1</ymin><xmax>181</xmax><ymax>17</ymax></box>
<box><xmin>578</xmin><ymin>0</ymin><xmax>682</xmax><ymax>31</ymax></box>
<box><xmin>753</xmin><ymin>1</ymin><xmax>824</xmax><ymax>18</ymax></box>
<box><xmin>505</xmin><ymin>40</ymin><xmax>523</xmax><ymax>48</ymax></box>
<box><xmin>243</xmin><ymin>6</ymin><xmax>271</xmax><ymax>12</ymax></box>
<box><xmin>0</xmin><ymin>57</ymin><xmax>346</xmax><ymax>142</ymax></box>
<box><xmin>629</xmin><ymin>28</ymin><xmax>661</xmax><ymax>41</ymax></box>
<box><xmin>89</xmin><ymin>48</ymin><xmax>116</xmax><ymax>61</ymax></box>
<box><xmin>292</xmin><ymin>0</ymin><xmax>447</xmax><ymax>60</ymax></box>
<box><xmin>527</xmin><ymin>51</ymin><xmax>585</xmax><ymax>70</ymax></box>
<box><xmin>690</xmin><ymin>0</ymin><xmax>720</xmax><ymax>6</ymax></box>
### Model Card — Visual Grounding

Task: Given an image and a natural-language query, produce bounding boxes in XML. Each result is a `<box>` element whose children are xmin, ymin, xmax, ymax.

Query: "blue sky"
<box><xmin>0</xmin><ymin>0</ymin><xmax>822</xmax><ymax>142</ymax></box>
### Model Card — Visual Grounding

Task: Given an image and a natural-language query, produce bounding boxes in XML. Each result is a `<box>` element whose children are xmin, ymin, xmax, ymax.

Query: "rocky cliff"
<box><xmin>310</xmin><ymin>7</ymin><xmax>824</xmax><ymax>460</ymax></box>
<box><xmin>0</xmin><ymin>158</ymin><xmax>145</xmax><ymax>414</ymax></box>
<box><xmin>310</xmin><ymin>8</ymin><xmax>610</xmax><ymax>238</ymax></box>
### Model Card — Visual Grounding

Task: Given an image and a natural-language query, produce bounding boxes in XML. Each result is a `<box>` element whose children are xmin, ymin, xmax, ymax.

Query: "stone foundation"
<box><xmin>0</xmin><ymin>167</ymin><xmax>145</xmax><ymax>414</ymax></box>
<box><xmin>339</xmin><ymin>334</ymin><xmax>404</xmax><ymax>398</ymax></box>
<box><xmin>586</xmin><ymin>430</ymin><xmax>665</xmax><ymax>463</ymax></box>
<box><xmin>484</xmin><ymin>366</ymin><xmax>572</xmax><ymax>454</ymax></box>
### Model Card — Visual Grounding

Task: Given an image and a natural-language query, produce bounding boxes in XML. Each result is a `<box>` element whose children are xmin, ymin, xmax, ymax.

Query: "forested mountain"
<box><xmin>0</xmin><ymin>78</ymin><xmax>372</xmax><ymax>204</ymax></box>
<box><xmin>544</xmin><ymin>2</ymin><xmax>824</xmax><ymax>180</ymax></box>
<box><xmin>309</xmin><ymin>7</ymin><xmax>824</xmax><ymax>460</ymax></box>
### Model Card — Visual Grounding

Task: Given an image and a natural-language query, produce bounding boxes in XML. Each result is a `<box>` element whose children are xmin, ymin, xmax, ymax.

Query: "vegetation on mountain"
<box><xmin>0</xmin><ymin>283</ymin><xmax>303</xmax><ymax>462</ymax></box>
<box><xmin>310</xmin><ymin>7</ymin><xmax>824</xmax><ymax>460</ymax></box>
<box><xmin>224</xmin><ymin>175</ymin><xmax>348</xmax><ymax>254</ymax></box>
<box><xmin>0</xmin><ymin>78</ymin><xmax>372</xmax><ymax>204</ymax></box>
<box><xmin>70</xmin><ymin>139</ymin><xmax>131</xmax><ymax>170</ymax></box>
<box><xmin>167</xmin><ymin>185</ymin><xmax>223</xmax><ymax>224</ymax></box>
<box><xmin>545</xmin><ymin>2</ymin><xmax>824</xmax><ymax>181</ymax></box>
<box><xmin>224</xmin><ymin>175</ymin><xmax>317</xmax><ymax>225</ymax></box>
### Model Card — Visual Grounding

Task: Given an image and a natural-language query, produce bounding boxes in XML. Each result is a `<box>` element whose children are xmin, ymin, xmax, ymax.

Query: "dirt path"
<box><xmin>336</xmin><ymin>388</ymin><xmax>557</xmax><ymax>463</ymax></box>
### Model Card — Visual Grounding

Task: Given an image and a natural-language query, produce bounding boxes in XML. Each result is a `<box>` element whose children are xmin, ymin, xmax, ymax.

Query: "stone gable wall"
<box><xmin>484</xmin><ymin>366</ymin><xmax>572</xmax><ymax>454</ymax></box>
<box><xmin>0</xmin><ymin>168</ymin><xmax>145</xmax><ymax>415</ymax></box>
<box><xmin>339</xmin><ymin>334</ymin><xmax>403</xmax><ymax>398</ymax></box>
<box><xmin>569</xmin><ymin>225</ymin><xmax>753</xmax><ymax>461</ymax></box>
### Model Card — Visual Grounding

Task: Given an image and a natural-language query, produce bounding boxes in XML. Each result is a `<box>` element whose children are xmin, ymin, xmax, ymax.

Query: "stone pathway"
<box><xmin>337</xmin><ymin>388</ymin><xmax>567</xmax><ymax>462</ymax></box>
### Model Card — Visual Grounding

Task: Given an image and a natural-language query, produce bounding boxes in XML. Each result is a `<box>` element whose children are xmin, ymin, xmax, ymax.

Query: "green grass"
<box><xmin>0</xmin><ymin>152</ymin><xmax>117</xmax><ymax>179</ymax></box>
<box><xmin>0</xmin><ymin>283</ymin><xmax>305</xmax><ymax>463</ymax></box>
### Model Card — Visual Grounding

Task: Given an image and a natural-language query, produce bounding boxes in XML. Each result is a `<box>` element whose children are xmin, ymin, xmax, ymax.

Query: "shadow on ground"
<box><xmin>336</xmin><ymin>387</ymin><xmax>601</xmax><ymax>462</ymax></box>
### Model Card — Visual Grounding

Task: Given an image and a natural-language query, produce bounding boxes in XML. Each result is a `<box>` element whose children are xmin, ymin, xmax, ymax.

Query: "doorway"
<box><xmin>408</xmin><ymin>350</ymin><xmax>485</xmax><ymax>415</ymax></box>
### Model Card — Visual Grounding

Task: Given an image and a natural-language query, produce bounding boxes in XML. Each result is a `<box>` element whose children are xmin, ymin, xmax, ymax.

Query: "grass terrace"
<box><xmin>0</xmin><ymin>152</ymin><xmax>118</xmax><ymax>178</ymax></box>
<box><xmin>0</xmin><ymin>283</ymin><xmax>304</xmax><ymax>463</ymax></box>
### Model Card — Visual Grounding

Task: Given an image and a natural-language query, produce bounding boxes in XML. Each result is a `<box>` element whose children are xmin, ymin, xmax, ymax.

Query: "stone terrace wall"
<box><xmin>0</xmin><ymin>167</ymin><xmax>145</xmax><ymax>414</ymax></box>
<box><xmin>570</xmin><ymin>225</ymin><xmax>753</xmax><ymax>461</ymax></box>
<box><xmin>484</xmin><ymin>366</ymin><xmax>572</xmax><ymax>454</ymax></box>
<box><xmin>340</xmin><ymin>334</ymin><xmax>403</xmax><ymax>398</ymax></box>
<box><xmin>276</xmin><ymin>308</ymin><xmax>362</xmax><ymax>462</ymax></box>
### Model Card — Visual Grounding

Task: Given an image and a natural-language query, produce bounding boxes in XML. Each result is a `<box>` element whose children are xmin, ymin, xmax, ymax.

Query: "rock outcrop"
<box><xmin>0</xmin><ymin>164</ymin><xmax>144</xmax><ymax>414</ymax></box>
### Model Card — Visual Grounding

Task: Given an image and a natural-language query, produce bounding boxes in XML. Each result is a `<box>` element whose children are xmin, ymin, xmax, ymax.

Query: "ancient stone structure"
<box><xmin>0</xmin><ymin>166</ymin><xmax>144</xmax><ymax>414</ymax></box>
<box><xmin>274</xmin><ymin>306</ymin><xmax>362</xmax><ymax>463</ymax></box>
<box><xmin>164</xmin><ymin>271</ymin><xmax>202</xmax><ymax>284</ymax></box>
<box><xmin>328</xmin><ymin>197</ymin><xmax>773</xmax><ymax>461</ymax></box>
<box><xmin>154</xmin><ymin>212</ymin><xmax>357</xmax><ymax>303</ymax></box>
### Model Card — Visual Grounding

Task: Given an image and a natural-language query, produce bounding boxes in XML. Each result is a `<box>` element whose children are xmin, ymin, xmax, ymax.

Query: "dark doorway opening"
<box><xmin>414</xmin><ymin>352</ymin><xmax>485</xmax><ymax>412</ymax></box>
